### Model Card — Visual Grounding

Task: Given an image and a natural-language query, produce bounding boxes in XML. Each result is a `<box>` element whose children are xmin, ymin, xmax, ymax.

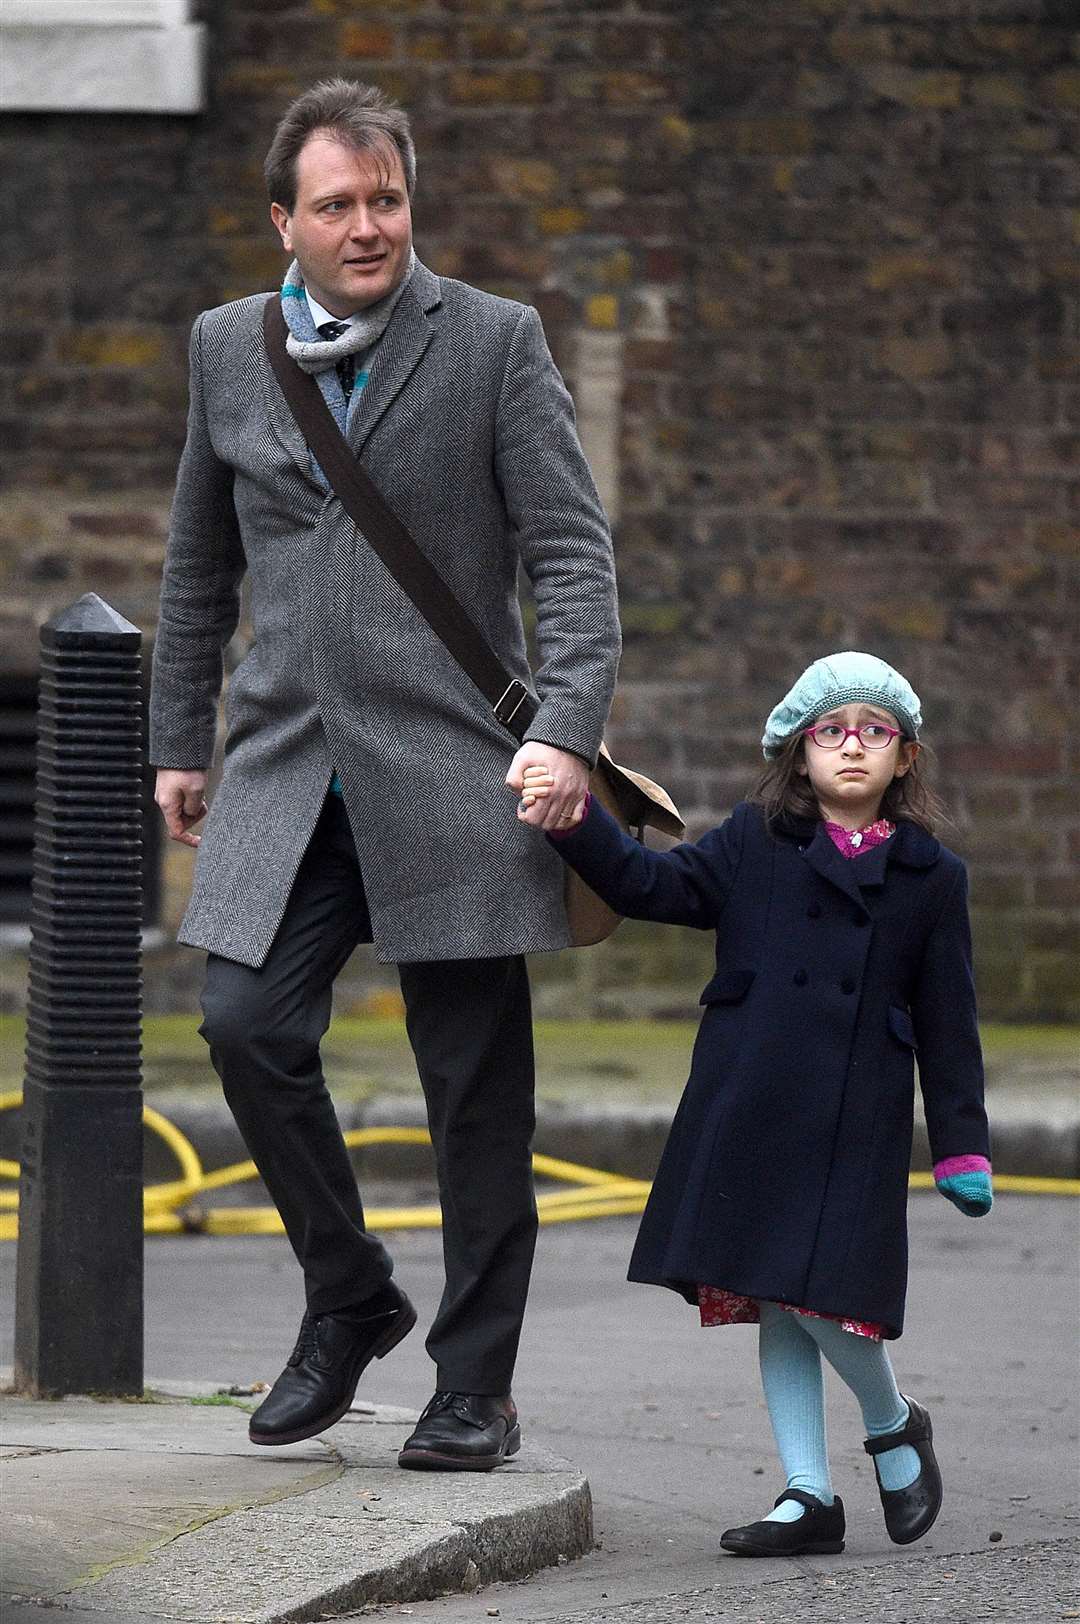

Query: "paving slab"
<box><xmin>1</xmin><ymin>1384</ymin><xmax>592</xmax><ymax>1622</ymax></box>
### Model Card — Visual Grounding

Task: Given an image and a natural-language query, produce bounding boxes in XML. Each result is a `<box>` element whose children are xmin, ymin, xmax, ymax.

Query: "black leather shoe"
<box><xmin>397</xmin><ymin>1391</ymin><xmax>521</xmax><ymax>1471</ymax></box>
<box><xmin>249</xmin><ymin>1282</ymin><xmax>416</xmax><ymax>1446</ymax></box>
<box><xmin>864</xmin><ymin>1395</ymin><xmax>942</xmax><ymax>1545</ymax></box>
<box><xmin>720</xmin><ymin>1489</ymin><xmax>846</xmax><ymax>1556</ymax></box>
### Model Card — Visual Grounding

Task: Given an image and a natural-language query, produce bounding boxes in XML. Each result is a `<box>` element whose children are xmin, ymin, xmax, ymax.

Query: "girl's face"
<box><xmin>797</xmin><ymin>703</ymin><xmax>917</xmax><ymax>828</ymax></box>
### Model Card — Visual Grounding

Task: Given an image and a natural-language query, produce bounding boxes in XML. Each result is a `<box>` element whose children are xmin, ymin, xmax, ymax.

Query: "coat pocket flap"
<box><xmin>700</xmin><ymin>968</ymin><xmax>756</xmax><ymax>1006</ymax></box>
<box><xmin>888</xmin><ymin>1005</ymin><xmax>918</xmax><ymax>1049</ymax></box>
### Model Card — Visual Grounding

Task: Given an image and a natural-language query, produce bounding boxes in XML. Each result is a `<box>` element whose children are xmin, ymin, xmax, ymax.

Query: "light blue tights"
<box><xmin>757</xmin><ymin>1300</ymin><xmax>921</xmax><ymax>1523</ymax></box>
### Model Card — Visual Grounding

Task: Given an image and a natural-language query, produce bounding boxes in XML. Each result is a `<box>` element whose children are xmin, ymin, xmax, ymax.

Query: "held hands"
<box><xmin>154</xmin><ymin>769</ymin><xmax>209</xmax><ymax>848</ymax></box>
<box><xmin>506</xmin><ymin>743</ymin><xmax>589</xmax><ymax>832</ymax></box>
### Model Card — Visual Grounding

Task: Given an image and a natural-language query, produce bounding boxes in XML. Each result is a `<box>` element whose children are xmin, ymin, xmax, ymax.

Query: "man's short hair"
<box><xmin>264</xmin><ymin>78</ymin><xmax>416</xmax><ymax>210</ymax></box>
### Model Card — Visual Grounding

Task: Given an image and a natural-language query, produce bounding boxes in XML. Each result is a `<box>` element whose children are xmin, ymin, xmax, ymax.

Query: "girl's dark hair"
<box><xmin>750</xmin><ymin>733</ymin><xmax>949</xmax><ymax>835</ymax></box>
<box><xmin>264</xmin><ymin>78</ymin><xmax>416</xmax><ymax>212</ymax></box>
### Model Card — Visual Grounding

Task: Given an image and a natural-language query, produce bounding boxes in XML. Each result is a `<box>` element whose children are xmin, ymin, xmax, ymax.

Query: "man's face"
<box><xmin>270</xmin><ymin>133</ymin><xmax>412</xmax><ymax>316</ymax></box>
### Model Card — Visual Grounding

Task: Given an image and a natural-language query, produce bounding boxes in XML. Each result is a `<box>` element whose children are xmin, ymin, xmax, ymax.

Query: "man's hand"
<box><xmin>154</xmin><ymin>769</ymin><xmax>209</xmax><ymax>848</ymax></box>
<box><xmin>506</xmin><ymin>743</ymin><xmax>589</xmax><ymax>832</ymax></box>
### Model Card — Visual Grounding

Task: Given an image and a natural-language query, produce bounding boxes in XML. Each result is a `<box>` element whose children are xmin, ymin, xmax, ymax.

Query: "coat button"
<box><xmin>793</xmin><ymin>969</ymin><xmax>808</xmax><ymax>987</ymax></box>
<box><xmin>841</xmin><ymin>977</ymin><xmax>856</xmax><ymax>994</ymax></box>
<box><xmin>853</xmin><ymin>914</ymin><xmax>868</xmax><ymax>927</ymax></box>
<box><xmin>807</xmin><ymin>903</ymin><xmax>822</xmax><ymax>919</ymax></box>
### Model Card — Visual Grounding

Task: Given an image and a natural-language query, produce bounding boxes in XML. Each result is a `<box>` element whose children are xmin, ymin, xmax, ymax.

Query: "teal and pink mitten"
<box><xmin>934</xmin><ymin>1154</ymin><xmax>993</xmax><ymax>1216</ymax></box>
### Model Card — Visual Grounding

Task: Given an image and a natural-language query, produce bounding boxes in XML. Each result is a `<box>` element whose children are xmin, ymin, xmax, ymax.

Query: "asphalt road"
<box><xmin>1</xmin><ymin>1194</ymin><xmax>1077</xmax><ymax>1622</ymax></box>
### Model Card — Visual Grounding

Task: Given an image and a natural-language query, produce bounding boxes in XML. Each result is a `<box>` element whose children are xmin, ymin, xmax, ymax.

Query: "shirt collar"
<box><xmin>304</xmin><ymin>291</ymin><xmax>359</xmax><ymax>331</ymax></box>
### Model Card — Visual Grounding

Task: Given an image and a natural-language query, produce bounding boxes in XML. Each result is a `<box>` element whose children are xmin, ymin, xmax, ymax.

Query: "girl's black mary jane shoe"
<box><xmin>719</xmin><ymin>1489</ymin><xmax>846</xmax><ymax>1556</ymax></box>
<box><xmin>864</xmin><ymin>1394</ymin><xmax>943</xmax><ymax>1545</ymax></box>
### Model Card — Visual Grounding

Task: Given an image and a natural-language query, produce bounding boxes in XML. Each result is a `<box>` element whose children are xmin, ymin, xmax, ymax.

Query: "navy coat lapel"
<box><xmin>349</xmin><ymin>262</ymin><xmax>441</xmax><ymax>455</ymax></box>
<box><xmin>793</xmin><ymin>815</ymin><xmax>940</xmax><ymax>913</ymax></box>
<box><xmin>800</xmin><ymin>821</ymin><xmax>873</xmax><ymax>913</ymax></box>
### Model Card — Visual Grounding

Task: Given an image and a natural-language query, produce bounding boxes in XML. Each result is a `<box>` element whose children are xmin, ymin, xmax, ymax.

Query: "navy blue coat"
<box><xmin>552</xmin><ymin>798</ymin><xmax>989</xmax><ymax>1337</ymax></box>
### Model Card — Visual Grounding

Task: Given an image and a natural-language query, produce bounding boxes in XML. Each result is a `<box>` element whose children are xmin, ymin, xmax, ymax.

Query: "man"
<box><xmin>150</xmin><ymin>79</ymin><xmax>620</xmax><ymax>1470</ymax></box>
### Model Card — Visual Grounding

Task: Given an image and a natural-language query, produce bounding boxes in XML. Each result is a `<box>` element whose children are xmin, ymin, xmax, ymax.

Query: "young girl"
<box><xmin>520</xmin><ymin>651</ymin><xmax>991</xmax><ymax>1556</ymax></box>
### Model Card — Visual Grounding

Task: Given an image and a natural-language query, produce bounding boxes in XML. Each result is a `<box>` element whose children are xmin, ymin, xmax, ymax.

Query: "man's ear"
<box><xmin>270</xmin><ymin>202</ymin><xmax>292</xmax><ymax>252</ymax></box>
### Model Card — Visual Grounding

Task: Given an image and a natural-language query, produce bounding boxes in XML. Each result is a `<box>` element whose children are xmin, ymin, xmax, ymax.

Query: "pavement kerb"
<box><xmin>1</xmin><ymin>1378</ymin><xmax>594</xmax><ymax>1621</ymax></box>
<box><xmin>142</xmin><ymin>1084</ymin><xmax>1080</xmax><ymax>1187</ymax></box>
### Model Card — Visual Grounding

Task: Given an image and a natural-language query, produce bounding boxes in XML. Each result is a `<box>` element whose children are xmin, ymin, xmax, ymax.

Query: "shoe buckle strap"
<box><xmin>773</xmin><ymin>1488</ymin><xmax>828</xmax><ymax>1512</ymax></box>
<box><xmin>863</xmin><ymin>1407</ymin><xmax>928</xmax><ymax>1456</ymax></box>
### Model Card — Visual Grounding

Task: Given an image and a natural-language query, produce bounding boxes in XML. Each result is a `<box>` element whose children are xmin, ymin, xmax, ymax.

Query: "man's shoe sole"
<box><xmin>248</xmin><ymin>1300</ymin><xmax>418</xmax><ymax>1447</ymax></box>
<box><xmin>397</xmin><ymin>1423</ymin><xmax>521</xmax><ymax>1472</ymax></box>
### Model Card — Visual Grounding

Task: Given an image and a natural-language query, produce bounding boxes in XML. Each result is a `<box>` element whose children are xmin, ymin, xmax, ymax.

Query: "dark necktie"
<box><xmin>318</xmin><ymin>320</ymin><xmax>357</xmax><ymax>401</ymax></box>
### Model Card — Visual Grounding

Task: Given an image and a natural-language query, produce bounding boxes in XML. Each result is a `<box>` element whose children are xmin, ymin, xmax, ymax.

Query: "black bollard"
<box><xmin>14</xmin><ymin>593</ymin><xmax>144</xmax><ymax>1398</ymax></box>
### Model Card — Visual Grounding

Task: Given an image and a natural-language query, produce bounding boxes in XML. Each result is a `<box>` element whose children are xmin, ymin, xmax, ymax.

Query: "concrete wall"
<box><xmin>1</xmin><ymin>0</ymin><xmax>1077</xmax><ymax>1018</ymax></box>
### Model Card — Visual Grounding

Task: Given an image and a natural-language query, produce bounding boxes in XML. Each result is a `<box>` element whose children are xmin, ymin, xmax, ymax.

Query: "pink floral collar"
<box><xmin>824</xmin><ymin>817</ymin><xmax>895</xmax><ymax>859</ymax></box>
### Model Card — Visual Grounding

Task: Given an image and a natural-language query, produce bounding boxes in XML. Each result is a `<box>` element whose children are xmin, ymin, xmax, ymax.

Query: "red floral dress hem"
<box><xmin>697</xmin><ymin>1286</ymin><xmax>884</xmax><ymax>1340</ymax></box>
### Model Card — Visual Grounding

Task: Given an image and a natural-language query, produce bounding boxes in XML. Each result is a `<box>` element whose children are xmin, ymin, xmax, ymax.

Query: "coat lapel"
<box><xmin>348</xmin><ymin>261</ymin><xmax>442</xmax><ymax>456</ymax></box>
<box><xmin>797</xmin><ymin>815</ymin><xmax>941</xmax><ymax>913</ymax></box>
<box><xmin>799</xmin><ymin>821</ymin><xmax>873</xmax><ymax>913</ymax></box>
<box><xmin>257</xmin><ymin>295</ymin><xmax>326</xmax><ymax>489</ymax></box>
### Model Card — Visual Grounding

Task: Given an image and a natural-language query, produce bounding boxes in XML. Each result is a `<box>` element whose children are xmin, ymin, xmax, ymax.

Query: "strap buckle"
<box><xmin>493</xmin><ymin>679</ymin><xmax>529</xmax><ymax>727</ymax></box>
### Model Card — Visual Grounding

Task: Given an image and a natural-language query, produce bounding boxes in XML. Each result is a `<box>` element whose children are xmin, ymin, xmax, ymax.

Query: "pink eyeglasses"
<box><xmin>803</xmin><ymin>723</ymin><xmax>902</xmax><ymax>751</ymax></box>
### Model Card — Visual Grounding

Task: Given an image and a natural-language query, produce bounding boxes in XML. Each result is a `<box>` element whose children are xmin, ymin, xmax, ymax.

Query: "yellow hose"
<box><xmin>0</xmin><ymin>1090</ymin><xmax>1076</xmax><ymax>1242</ymax></box>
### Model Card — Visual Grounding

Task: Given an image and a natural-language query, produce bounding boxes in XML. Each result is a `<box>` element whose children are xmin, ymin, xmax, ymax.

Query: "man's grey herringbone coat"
<box><xmin>149</xmin><ymin>262</ymin><xmax>621</xmax><ymax>967</ymax></box>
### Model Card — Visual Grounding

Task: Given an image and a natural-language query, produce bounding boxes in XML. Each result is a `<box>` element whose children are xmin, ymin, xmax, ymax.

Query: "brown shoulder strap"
<box><xmin>262</xmin><ymin>295</ymin><xmax>537</xmax><ymax>740</ymax></box>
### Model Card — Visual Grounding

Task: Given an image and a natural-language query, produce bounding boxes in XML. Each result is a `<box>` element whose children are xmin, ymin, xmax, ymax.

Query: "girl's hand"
<box><xmin>934</xmin><ymin>1163</ymin><xmax>993</xmax><ymax>1216</ymax></box>
<box><xmin>506</xmin><ymin>744</ymin><xmax>589</xmax><ymax>831</ymax></box>
<box><xmin>519</xmin><ymin>764</ymin><xmax>554</xmax><ymax>808</ymax></box>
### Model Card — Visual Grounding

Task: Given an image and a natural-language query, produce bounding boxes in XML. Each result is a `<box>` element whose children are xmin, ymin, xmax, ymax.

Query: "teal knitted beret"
<box><xmin>762</xmin><ymin>651</ymin><xmax>922</xmax><ymax>759</ymax></box>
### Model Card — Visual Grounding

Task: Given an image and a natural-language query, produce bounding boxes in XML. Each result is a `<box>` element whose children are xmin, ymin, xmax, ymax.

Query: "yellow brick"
<box><xmin>874</xmin><ymin>602</ymin><xmax>948</xmax><ymax>641</ymax></box>
<box><xmin>659</xmin><ymin>114</ymin><xmax>693</xmax><ymax>155</ymax></box>
<box><xmin>314</xmin><ymin>0</ymin><xmax>425</xmax><ymax>11</ymax></box>
<box><xmin>1031</xmin><ymin>521</ymin><xmax>1080</xmax><ymax>557</ymax></box>
<box><xmin>697</xmin><ymin>298</ymin><xmax>733</xmax><ymax>332</ymax></box>
<box><xmin>593</xmin><ymin>249</ymin><xmax>634</xmax><ymax>288</ymax></box>
<box><xmin>220</xmin><ymin>65</ymin><xmax>297</xmax><ymax>95</ymax></box>
<box><xmin>208</xmin><ymin>207</ymin><xmax>243</xmax><ymax>236</ymax></box>
<box><xmin>656</xmin><ymin>420</ymin><xmax>689</xmax><ymax>451</ymax></box>
<box><xmin>407</xmin><ymin>30</ymin><xmax>454</xmax><ymax>62</ymax></box>
<box><xmin>880</xmin><ymin>334</ymin><xmax>950</xmax><ymax>383</ymax></box>
<box><xmin>828</xmin><ymin>26</ymin><xmax>891</xmax><ymax>66</ymax></box>
<box><xmin>733</xmin><ymin>118</ymin><xmax>813</xmax><ymax>157</ymax></box>
<box><xmin>448</xmin><ymin>69</ymin><xmax>546</xmax><ymax>106</ymax></box>
<box><xmin>865</xmin><ymin>65</ymin><xmax>962</xmax><ymax>110</ymax></box>
<box><xmin>970</xmin><ymin>74</ymin><xmax>1028</xmax><ymax>110</ymax></box>
<box><xmin>909</xmin><ymin>71</ymin><xmax>964</xmax><ymax>110</ymax></box>
<box><xmin>1042</xmin><ymin>68</ymin><xmax>1080</xmax><ymax>109</ymax></box>
<box><xmin>59</xmin><ymin>329</ymin><xmax>165</xmax><ymax>368</ymax></box>
<box><xmin>864</xmin><ymin>427</ymin><xmax>922</xmax><ymax>460</ymax></box>
<box><xmin>586</xmin><ymin>294</ymin><xmax>618</xmax><ymax>330</ymax></box>
<box><xmin>602</xmin><ymin>72</ymin><xmax>667</xmax><ymax>107</ymax></box>
<box><xmin>490</xmin><ymin>157</ymin><xmax>557</xmax><ymax>200</ymax></box>
<box><xmin>537</xmin><ymin>205</ymin><xmax>588</xmax><ymax>236</ymax></box>
<box><xmin>772</xmin><ymin>160</ymin><xmax>796</xmax><ymax>195</ymax></box>
<box><xmin>1007</xmin><ymin>124</ymin><xmax>1057</xmax><ymax>155</ymax></box>
<box><xmin>467</xmin><ymin>25</ymin><xmax>529</xmax><ymax>59</ymax></box>
<box><xmin>866</xmin><ymin>252</ymin><xmax>944</xmax><ymax>292</ymax></box>
<box><xmin>341</xmin><ymin>23</ymin><xmax>396</xmax><ymax>58</ymax></box>
<box><xmin>225</xmin><ymin>241</ymin><xmax>285</xmax><ymax>283</ymax></box>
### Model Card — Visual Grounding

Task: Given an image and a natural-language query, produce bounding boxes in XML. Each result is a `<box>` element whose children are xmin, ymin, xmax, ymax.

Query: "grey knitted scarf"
<box><xmin>279</xmin><ymin>248</ymin><xmax>416</xmax><ymax>374</ymax></box>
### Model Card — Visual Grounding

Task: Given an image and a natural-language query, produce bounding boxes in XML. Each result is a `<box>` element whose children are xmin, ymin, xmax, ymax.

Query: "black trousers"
<box><xmin>198</xmin><ymin>794</ymin><xmax>538</xmax><ymax>1394</ymax></box>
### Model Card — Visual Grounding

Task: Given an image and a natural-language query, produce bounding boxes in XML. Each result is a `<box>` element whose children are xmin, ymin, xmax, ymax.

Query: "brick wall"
<box><xmin>1</xmin><ymin>1</ymin><xmax>1076</xmax><ymax>1018</ymax></box>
